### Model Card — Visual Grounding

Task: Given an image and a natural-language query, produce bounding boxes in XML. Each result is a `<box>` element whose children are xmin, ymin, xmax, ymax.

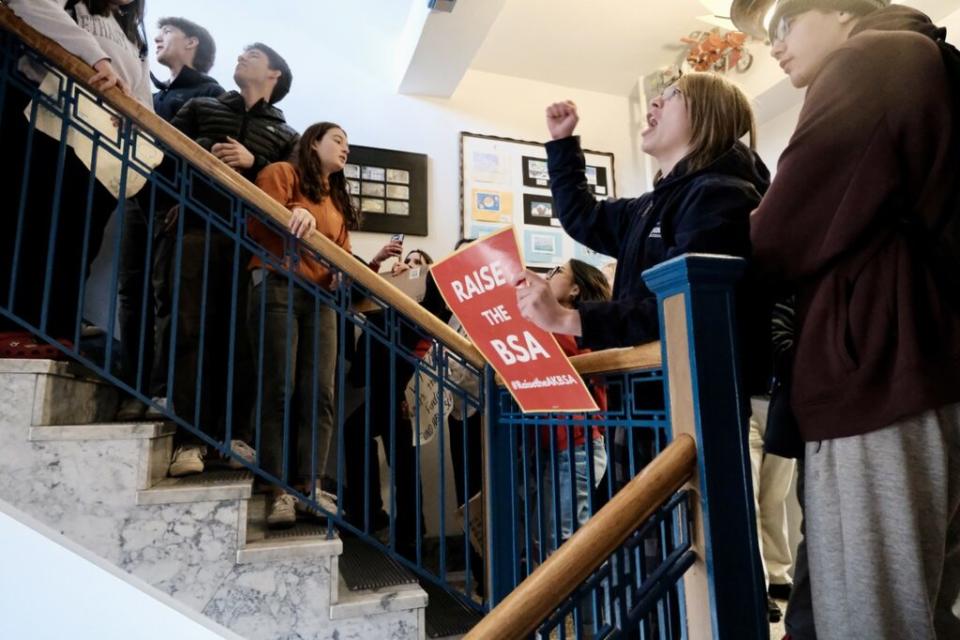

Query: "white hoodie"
<box><xmin>7</xmin><ymin>0</ymin><xmax>152</xmax><ymax>108</ymax></box>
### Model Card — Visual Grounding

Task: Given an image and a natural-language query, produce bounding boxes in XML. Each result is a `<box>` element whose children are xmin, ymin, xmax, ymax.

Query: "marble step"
<box><xmin>238</xmin><ymin>525</ymin><xmax>342</xmax><ymax>564</ymax></box>
<box><xmin>0</xmin><ymin>358</ymin><xmax>119</xmax><ymax>426</ymax></box>
<box><xmin>0</xmin><ymin>358</ymin><xmax>97</xmax><ymax>377</ymax></box>
<box><xmin>137</xmin><ymin>469</ymin><xmax>253</xmax><ymax>505</ymax></box>
<box><xmin>329</xmin><ymin>572</ymin><xmax>429</xmax><ymax>621</ymax></box>
<box><xmin>239</xmin><ymin>493</ymin><xmax>342</xmax><ymax>563</ymax></box>
<box><xmin>29</xmin><ymin>421</ymin><xmax>174</xmax><ymax>442</ymax></box>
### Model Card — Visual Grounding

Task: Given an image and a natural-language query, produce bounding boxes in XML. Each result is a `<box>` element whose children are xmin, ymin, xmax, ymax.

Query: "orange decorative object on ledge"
<box><xmin>682</xmin><ymin>28</ymin><xmax>753</xmax><ymax>73</ymax></box>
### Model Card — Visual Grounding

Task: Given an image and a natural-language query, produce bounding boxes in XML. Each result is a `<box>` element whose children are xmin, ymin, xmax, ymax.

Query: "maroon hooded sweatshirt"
<box><xmin>751</xmin><ymin>6</ymin><xmax>960</xmax><ymax>441</ymax></box>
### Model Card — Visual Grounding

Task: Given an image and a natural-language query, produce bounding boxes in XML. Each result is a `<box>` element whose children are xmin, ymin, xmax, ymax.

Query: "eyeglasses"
<box><xmin>545</xmin><ymin>266</ymin><xmax>562</xmax><ymax>280</ymax></box>
<box><xmin>773</xmin><ymin>15</ymin><xmax>796</xmax><ymax>43</ymax></box>
<box><xmin>660</xmin><ymin>85</ymin><xmax>682</xmax><ymax>102</ymax></box>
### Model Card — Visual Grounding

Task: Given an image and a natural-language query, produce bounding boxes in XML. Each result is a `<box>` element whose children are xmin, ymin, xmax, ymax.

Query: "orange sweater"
<box><xmin>249</xmin><ymin>162</ymin><xmax>351</xmax><ymax>287</ymax></box>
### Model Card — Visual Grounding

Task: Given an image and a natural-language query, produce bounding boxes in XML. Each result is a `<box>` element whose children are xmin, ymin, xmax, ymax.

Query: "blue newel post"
<box><xmin>644</xmin><ymin>254</ymin><xmax>768</xmax><ymax>640</ymax></box>
<box><xmin>482</xmin><ymin>365</ymin><xmax>517</xmax><ymax>608</ymax></box>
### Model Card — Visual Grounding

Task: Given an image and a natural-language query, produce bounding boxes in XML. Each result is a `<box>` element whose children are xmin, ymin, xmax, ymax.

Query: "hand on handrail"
<box><xmin>288</xmin><ymin>207</ymin><xmax>316</xmax><ymax>239</ymax></box>
<box><xmin>89</xmin><ymin>58</ymin><xmax>130</xmax><ymax>96</ymax></box>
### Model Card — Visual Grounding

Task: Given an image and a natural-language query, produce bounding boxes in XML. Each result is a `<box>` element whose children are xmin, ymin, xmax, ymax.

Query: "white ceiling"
<box><xmin>469</xmin><ymin>0</ymin><xmax>960</xmax><ymax>97</ymax></box>
<box><xmin>470</xmin><ymin>0</ymin><xmax>728</xmax><ymax>96</ymax></box>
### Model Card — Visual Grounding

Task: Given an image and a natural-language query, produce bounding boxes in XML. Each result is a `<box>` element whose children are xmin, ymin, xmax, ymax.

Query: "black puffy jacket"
<box><xmin>171</xmin><ymin>90</ymin><xmax>299</xmax><ymax>182</ymax></box>
<box><xmin>152</xmin><ymin>67</ymin><xmax>225</xmax><ymax>122</ymax></box>
<box><xmin>546</xmin><ymin>135</ymin><xmax>769</xmax><ymax>350</ymax></box>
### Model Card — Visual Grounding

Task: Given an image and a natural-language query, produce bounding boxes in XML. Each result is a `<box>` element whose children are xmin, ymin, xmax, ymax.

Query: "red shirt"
<box><xmin>539</xmin><ymin>333</ymin><xmax>606</xmax><ymax>450</ymax></box>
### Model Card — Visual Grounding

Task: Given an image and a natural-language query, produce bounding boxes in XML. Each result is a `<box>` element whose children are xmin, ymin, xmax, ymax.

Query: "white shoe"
<box><xmin>266</xmin><ymin>494</ymin><xmax>297</xmax><ymax>529</ymax></box>
<box><xmin>225</xmin><ymin>440</ymin><xmax>256</xmax><ymax>469</ymax></box>
<box><xmin>295</xmin><ymin>490</ymin><xmax>338</xmax><ymax>521</ymax></box>
<box><xmin>168</xmin><ymin>445</ymin><xmax>206</xmax><ymax>477</ymax></box>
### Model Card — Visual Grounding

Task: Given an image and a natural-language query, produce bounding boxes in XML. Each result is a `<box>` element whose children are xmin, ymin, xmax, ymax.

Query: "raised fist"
<box><xmin>545</xmin><ymin>100</ymin><xmax>579</xmax><ymax>140</ymax></box>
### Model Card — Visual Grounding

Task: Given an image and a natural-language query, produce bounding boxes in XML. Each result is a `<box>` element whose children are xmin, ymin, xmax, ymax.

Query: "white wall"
<box><xmin>756</xmin><ymin>102</ymin><xmax>802</xmax><ymax>177</ymax></box>
<box><xmin>0</xmin><ymin>500</ymin><xmax>238</xmax><ymax>640</ymax></box>
<box><xmin>348</xmin><ymin>70</ymin><xmax>642</xmax><ymax>261</ymax></box>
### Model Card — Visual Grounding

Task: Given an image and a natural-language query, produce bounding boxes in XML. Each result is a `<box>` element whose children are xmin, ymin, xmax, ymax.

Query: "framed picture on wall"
<box><xmin>521</xmin><ymin>156</ymin><xmax>551</xmax><ymax>188</ymax></box>
<box><xmin>460</xmin><ymin>132</ymin><xmax>615</xmax><ymax>266</ymax></box>
<box><xmin>522</xmin><ymin>228</ymin><xmax>564</xmax><ymax>266</ymax></box>
<box><xmin>523</xmin><ymin>193</ymin><xmax>558</xmax><ymax>228</ymax></box>
<box><xmin>345</xmin><ymin>145</ymin><xmax>428</xmax><ymax>236</ymax></box>
<box><xmin>585</xmin><ymin>165</ymin><xmax>610</xmax><ymax>196</ymax></box>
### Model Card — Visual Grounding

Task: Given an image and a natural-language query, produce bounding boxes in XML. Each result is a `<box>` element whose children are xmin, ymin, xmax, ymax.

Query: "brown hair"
<box><xmin>568</xmin><ymin>259</ymin><xmax>611</xmax><ymax>304</ymax></box>
<box><xmin>295</xmin><ymin>122</ymin><xmax>359</xmax><ymax>230</ymax></box>
<box><xmin>768</xmin><ymin>0</ymin><xmax>886</xmax><ymax>40</ymax></box>
<box><xmin>405</xmin><ymin>249</ymin><xmax>434</xmax><ymax>265</ymax></box>
<box><xmin>67</xmin><ymin>0</ymin><xmax>146</xmax><ymax>55</ymax></box>
<box><xmin>157</xmin><ymin>17</ymin><xmax>217</xmax><ymax>74</ymax></box>
<box><xmin>664</xmin><ymin>73</ymin><xmax>757</xmax><ymax>180</ymax></box>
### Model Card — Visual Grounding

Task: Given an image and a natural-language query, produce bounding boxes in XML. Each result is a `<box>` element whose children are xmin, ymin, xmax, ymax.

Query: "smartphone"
<box><xmin>391</xmin><ymin>233</ymin><xmax>405</xmax><ymax>245</ymax></box>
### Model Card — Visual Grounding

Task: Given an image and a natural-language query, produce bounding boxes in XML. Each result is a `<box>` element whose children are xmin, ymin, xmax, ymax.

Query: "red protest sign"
<box><xmin>430</xmin><ymin>227</ymin><xmax>598</xmax><ymax>414</ymax></box>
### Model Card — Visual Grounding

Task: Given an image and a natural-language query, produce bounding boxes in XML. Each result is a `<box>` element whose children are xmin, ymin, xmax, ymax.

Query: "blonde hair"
<box><xmin>657</xmin><ymin>73</ymin><xmax>757</xmax><ymax>181</ymax></box>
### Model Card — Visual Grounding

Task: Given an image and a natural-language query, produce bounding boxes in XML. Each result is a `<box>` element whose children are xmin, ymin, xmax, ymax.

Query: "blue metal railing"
<box><xmin>0</xmin><ymin>14</ymin><xmax>766</xmax><ymax>639</ymax></box>
<box><xmin>0</xmin><ymin>23</ymin><xmax>486</xmax><ymax>614</ymax></box>
<box><xmin>484</xmin><ymin>363</ymin><xmax>687</xmax><ymax>638</ymax></box>
<box><xmin>536</xmin><ymin>491</ymin><xmax>694</xmax><ymax>640</ymax></box>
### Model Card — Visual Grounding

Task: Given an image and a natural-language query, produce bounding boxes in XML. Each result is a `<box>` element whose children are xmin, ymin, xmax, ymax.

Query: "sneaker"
<box><xmin>225</xmin><ymin>440</ymin><xmax>256</xmax><ymax>469</ymax></box>
<box><xmin>169</xmin><ymin>445</ymin><xmax>206</xmax><ymax>477</ymax></box>
<box><xmin>144</xmin><ymin>397</ymin><xmax>169</xmax><ymax>419</ymax></box>
<box><xmin>115</xmin><ymin>398</ymin><xmax>147</xmax><ymax>421</ymax></box>
<box><xmin>295</xmin><ymin>490</ymin><xmax>338</xmax><ymax>521</ymax></box>
<box><xmin>266</xmin><ymin>493</ymin><xmax>297</xmax><ymax>529</ymax></box>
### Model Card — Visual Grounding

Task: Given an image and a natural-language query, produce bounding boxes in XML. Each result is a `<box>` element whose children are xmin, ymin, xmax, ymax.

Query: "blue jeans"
<box><xmin>540</xmin><ymin>438</ymin><xmax>608</xmax><ymax>550</ymax></box>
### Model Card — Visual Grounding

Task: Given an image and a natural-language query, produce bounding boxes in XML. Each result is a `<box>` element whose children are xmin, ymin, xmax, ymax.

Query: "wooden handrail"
<box><xmin>0</xmin><ymin>7</ymin><xmax>664</xmax><ymax>379</ymax></box>
<box><xmin>568</xmin><ymin>341</ymin><xmax>661</xmax><ymax>375</ymax></box>
<box><xmin>466</xmin><ymin>433</ymin><xmax>697</xmax><ymax>640</ymax></box>
<box><xmin>0</xmin><ymin>5</ymin><xmax>486</xmax><ymax>369</ymax></box>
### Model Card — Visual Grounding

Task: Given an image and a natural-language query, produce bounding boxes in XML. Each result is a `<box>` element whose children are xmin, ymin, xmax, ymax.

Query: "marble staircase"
<box><xmin>0</xmin><ymin>359</ymin><xmax>428</xmax><ymax>639</ymax></box>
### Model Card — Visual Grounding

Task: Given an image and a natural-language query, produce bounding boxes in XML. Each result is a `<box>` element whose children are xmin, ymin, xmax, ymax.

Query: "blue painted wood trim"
<box><xmin>644</xmin><ymin>254</ymin><xmax>768</xmax><ymax>640</ymax></box>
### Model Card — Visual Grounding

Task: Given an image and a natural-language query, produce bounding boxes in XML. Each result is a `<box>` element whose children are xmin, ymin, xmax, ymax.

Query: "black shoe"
<box><xmin>769</xmin><ymin>582</ymin><xmax>792</xmax><ymax>601</ymax></box>
<box><xmin>767</xmin><ymin>597</ymin><xmax>783</xmax><ymax>623</ymax></box>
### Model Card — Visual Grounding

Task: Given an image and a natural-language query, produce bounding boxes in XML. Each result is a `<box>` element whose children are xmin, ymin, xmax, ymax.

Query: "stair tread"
<box><xmin>339</xmin><ymin>536</ymin><xmax>418</xmax><ymax>591</ymax></box>
<box><xmin>329</xmin><ymin>573</ymin><xmax>428</xmax><ymax>620</ymax></box>
<box><xmin>237</xmin><ymin>525</ymin><xmax>342</xmax><ymax>564</ymax></box>
<box><xmin>421</xmin><ymin>580</ymin><xmax>484</xmax><ymax>638</ymax></box>
<box><xmin>150</xmin><ymin>469</ymin><xmax>253</xmax><ymax>489</ymax></box>
<box><xmin>0</xmin><ymin>358</ymin><xmax>95</xmax><ymax>377</ymax></box>
<box><xmin>244</xmin><ymin>529</ymin><xmax>336</xmax><ymax>546</ymax></box>
<box><xmin>137</xmin><ymin>469</ymin><xmax>253</xmax><ymax>505</ymax></box>
<box><xmin>29</xmin><ymin>421</ymin><xmax>174</xmax><ymax>441</ymax></box>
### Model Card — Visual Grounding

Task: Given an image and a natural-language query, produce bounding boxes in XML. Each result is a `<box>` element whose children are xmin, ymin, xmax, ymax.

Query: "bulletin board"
<box><xmin>459</xmin><ymin>132</ymin><xmax>616</xmax><ymax>269</ymax></box>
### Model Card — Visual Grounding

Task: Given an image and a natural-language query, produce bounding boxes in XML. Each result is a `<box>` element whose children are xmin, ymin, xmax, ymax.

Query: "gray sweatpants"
<box><xmin>805</xmin><ymin>402</ymin><xmax>960</xmax><ymax>640</ymax></box>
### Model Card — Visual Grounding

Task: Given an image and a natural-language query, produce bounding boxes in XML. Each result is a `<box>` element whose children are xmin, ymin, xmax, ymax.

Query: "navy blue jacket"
<box><xmin>546</xmin><ymin>135</ymin><xmax>770</xmax><ymax>350</ymax></box>
<box><xmin>151</xmin><ymin>67</ymin><xmax>224</xmax><ymax>122</ymax></box>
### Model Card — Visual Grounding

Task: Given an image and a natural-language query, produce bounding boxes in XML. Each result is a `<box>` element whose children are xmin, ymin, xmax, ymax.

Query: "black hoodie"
<box><xmin>151</xmin><ymin>66</ymin><xmax>225</xmax><ymax>122</ymax></box>
<box><xmin>546</xmin><ymin>135</ymin><xmax>770</xmax><ymax>350</ymax></box>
